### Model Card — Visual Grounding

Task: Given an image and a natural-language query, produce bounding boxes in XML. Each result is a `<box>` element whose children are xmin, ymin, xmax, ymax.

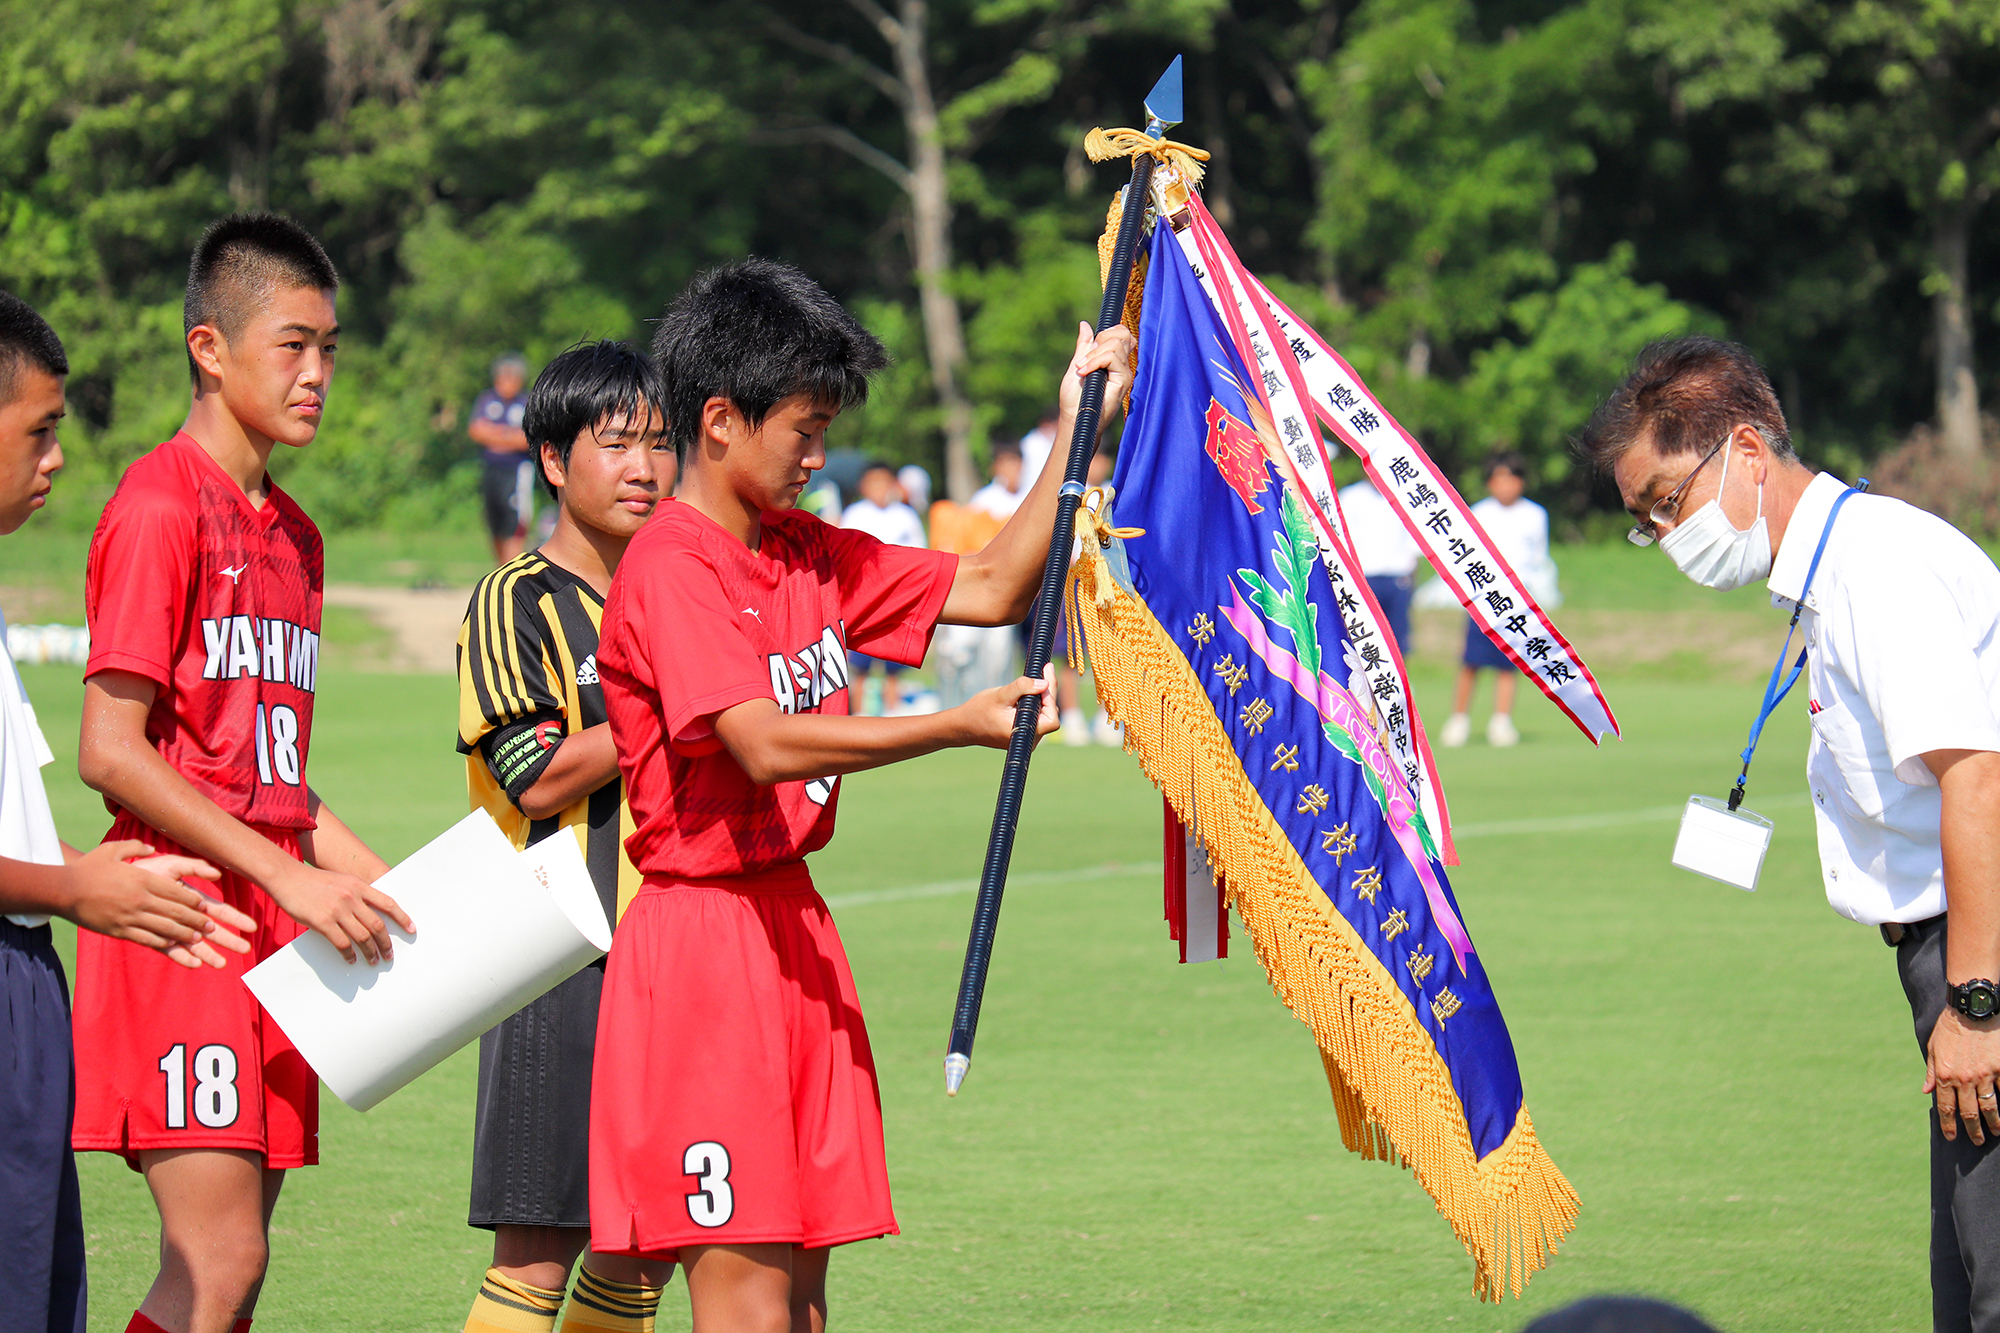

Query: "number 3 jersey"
<box><xmin>85</xmin><ymin>431</ymin><xmax>324</xmax><ymax>832</ymax></box>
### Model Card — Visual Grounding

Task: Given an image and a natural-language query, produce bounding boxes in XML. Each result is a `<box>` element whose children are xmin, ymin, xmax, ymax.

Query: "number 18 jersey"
<box><xmin>85</xmin><ymin>431</ymin><xmax>324</xmax><ymax>831</ymax></box>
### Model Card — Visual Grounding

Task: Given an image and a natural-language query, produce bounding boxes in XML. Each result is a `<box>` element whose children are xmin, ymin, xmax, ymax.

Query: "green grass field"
<box><xmin>16</xmin><ymin>644</ymin><xmax>1928</xmax><ymax>1332</ymax></box>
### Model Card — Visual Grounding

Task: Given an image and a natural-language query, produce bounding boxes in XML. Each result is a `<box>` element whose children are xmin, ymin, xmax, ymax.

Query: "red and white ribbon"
<box><xmin>1161</xmin><ymin>176</ymin><xmax>1620</xmax><ymax>755</ymax></box>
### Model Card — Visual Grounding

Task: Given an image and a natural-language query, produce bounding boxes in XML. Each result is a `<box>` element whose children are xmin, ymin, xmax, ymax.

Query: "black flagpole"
<box><xmin>944</xmin><ymin>56</ymin><xmax>1185</xmax><ymax>1096</ymax></box>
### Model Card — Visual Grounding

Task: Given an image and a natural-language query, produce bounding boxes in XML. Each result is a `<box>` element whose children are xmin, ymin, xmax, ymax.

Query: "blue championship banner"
<box><xmin>1065</xmin><ymin>222</ymin><xmax>1579</xmax><ymax>1300</ymax></box>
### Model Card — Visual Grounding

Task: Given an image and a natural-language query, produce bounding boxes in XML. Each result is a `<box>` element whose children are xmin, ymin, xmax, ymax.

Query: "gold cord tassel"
<box><xmin>1085</xmin><ymin>126</ymin><xmax>1210</xmax><ymax>188</ymax></box>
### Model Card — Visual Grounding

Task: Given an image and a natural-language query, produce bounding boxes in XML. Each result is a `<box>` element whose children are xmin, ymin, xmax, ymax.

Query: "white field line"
<box><xmin>822</xmin><ymin>862</ymin><xmax>1148</xmax><ymax>909</ymax></box>
<box><xmin>823</xmin><ymin>792</ymin><xmax>1811</xmax><ymax>909</ymax></box>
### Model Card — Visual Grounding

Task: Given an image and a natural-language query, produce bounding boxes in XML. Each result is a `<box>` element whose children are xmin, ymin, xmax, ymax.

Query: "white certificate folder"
<box><xmin>244</xmin><ymin>810</ymin><xmax>613</xmax><ymax>1111</ymax></box>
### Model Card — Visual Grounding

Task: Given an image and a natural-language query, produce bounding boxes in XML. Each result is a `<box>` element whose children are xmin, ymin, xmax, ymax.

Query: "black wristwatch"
<box><xmin>1950</xmin><ymin>979</ymin><xmax>2000</xmax><ymax>1021</ymax></box>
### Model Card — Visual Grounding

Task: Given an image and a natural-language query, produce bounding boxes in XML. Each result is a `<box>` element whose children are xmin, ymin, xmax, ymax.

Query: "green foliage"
<box><xmin>0</xmin><ymin>0</ymin><xmax>1993</xmax><ymax>526</ymax></box>
<box><xmin>1462</xmin><ymin>244</ymin><xmax>1718</xmax><ymax>488</ymax></box>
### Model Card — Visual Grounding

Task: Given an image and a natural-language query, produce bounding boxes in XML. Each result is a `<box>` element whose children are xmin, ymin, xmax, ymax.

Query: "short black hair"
<box><xmin>1577</xmin><ymin>335</ymin><xmax>1793</xmax><ymax>474</ymax></box>
<box><xmin>1483</xmin><ymin>449</ymin><xmax>1528</xmax><ymax>481</ymax></box>
<box><xmin>184</xmin><ymin>213</ymin><xmax>339</xmax><ymax>383</ymax></box>
<box><xmin>651</xmin><ymin>257</ymin><xmax>886</xmax><ymax>459</ymax></box>
<box><xmin>861</xmin><ymin>460</ymin><xmax>896</xmax><ymax>478</ymax></box>
<box><xmin>0</xmin><ymin>290</ymin><xmax>68</xmax><ymax>409</ymax></box>
<box><xmin>990</xmin><ymin>439</ymin><xmax>1023</xmax><ymax>462</ymax></box>
<box><xmin>525</xmin><ymin>340</ymin><xmax>666</xmax><ymax>499</ymax></box>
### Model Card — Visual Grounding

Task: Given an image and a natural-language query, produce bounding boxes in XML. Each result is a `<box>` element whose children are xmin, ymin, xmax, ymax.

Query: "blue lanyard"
<box><xmin>1727</xmin><ymin>481</ymin><xmax>1866</xmax><ymax>811</ymax></box>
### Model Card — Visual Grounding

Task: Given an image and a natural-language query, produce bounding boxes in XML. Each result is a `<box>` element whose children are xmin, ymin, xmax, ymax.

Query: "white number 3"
<box><xmin>683</xmin><ymin>1141</ymin><xmax>734</xmax><ymax>1227</ymax></box>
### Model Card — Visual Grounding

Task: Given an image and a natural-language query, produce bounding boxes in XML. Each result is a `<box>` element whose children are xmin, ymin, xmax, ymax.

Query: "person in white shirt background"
<box><xmin>1440</xmin><ymin>450</ymin><xmax>1556</xmax><ymax>748</ymax></box>
<box><xmin>896</xmin><ymin>463</ymin><xmax>931</xmax><ymax>515</ymax></box>
<box><xmin>1585</xmin><ymin>335</ymin><xmax>2000</xmax><ymax>1333</ymax></box>
<box><xmin>0</xmin><ymin>290</ymin><xmax>254</xmax><ymax>1333</ymax></box>
<box><xmin>841</xmin><ymin>460</ymin><xmax>930</xmax><ymax>714</ymax></box>
<box><xmin>1016</xmin><ymin>405</ymin><xmax>1060</xmax><ymax>492</ymax></box>
<box><xmin>968</xmin><ymin>438</ymin><xmax>1027</xmax><ymax>520</ymax></box>
<box><xmin>1338</xmin><ymin>476</ymin><xmax>1423</xmax><ymax>656</ymax></box>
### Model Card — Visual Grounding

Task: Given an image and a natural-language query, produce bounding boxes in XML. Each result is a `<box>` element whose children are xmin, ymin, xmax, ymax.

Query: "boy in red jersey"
<box><xmin>592</xmin><ymin>258</ymin><xmax>1131</xmax><ymax>1332</ymax></box>
<box><xmin>71</xmin><ymin>215</ymin><xmax>412</xmax><ymax>1333</ymax></box>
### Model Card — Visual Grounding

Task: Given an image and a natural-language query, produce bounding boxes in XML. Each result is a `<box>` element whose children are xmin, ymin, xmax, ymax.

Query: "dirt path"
<box><xmin>1410</xmin><ymin>607</ymin><xmax>1781</xmax><ymax>682</ymax></box>
<box><xmin>323</xmin><ymin>584</ymin><xmax>472</xmax><ymax>674</ymax></box>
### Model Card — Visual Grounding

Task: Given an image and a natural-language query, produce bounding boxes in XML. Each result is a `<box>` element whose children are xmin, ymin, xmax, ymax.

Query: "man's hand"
<box><xmin>1056</xmin><ymin>322</ymin><xmax>1137</xmax><ymax>426</ymax></box>
<box><xmin>1928</xmin><ymin>1007</ymin><xmax>2000</xmax><ymax>1143</ymax></box>
<box><xmin>263</xmin><ymin>862</ymin><xmax>413</xmax><ymax>966</ymax></box>
<box><xmin>958</xmin><ymin>667</ymin><xmax>1059</xmax><ymax>750</ymax></box>
<box><xmin>65</xmin><ymin>840</ymin><xmax>253</xmax><ymax>971</ymax></box>
<box><xmin>1925</xmin><ymin>747</ymin><xmax>2000</xmax><ymax>1143</ymax></box>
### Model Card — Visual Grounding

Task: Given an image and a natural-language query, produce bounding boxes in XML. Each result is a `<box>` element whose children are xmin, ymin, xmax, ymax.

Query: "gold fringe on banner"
<box><xmin>1065</xmin><ymin>508</ymin><xmax>1579</xmax><ymax>1301</ymax></box>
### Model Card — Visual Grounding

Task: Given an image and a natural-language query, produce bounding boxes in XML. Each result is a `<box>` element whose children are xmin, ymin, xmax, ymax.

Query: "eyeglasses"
<box><xmin>1627</xmin><ymin>433</ymin><xmax>1730</xmax><ymax>547</ymax></box>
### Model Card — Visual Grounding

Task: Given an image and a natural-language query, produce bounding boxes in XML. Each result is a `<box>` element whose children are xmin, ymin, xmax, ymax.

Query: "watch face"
<box><xmin>1961</xmin><ymin>982</ymin><xmax>2000</xmax><ymax>1020</ymax></box>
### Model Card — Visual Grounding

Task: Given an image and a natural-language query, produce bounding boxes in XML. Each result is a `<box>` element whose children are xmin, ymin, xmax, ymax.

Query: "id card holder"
<box><xmin>1671</xmin><ymin>795</ymin><xmax>1774</xmax><ymax>893</ymax></box>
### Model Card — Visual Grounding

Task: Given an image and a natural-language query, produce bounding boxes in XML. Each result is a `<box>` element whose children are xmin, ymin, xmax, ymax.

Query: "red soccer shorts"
<box><xmin>589</xmin><ymin>862</ymin><xmax>898</xmax><ymax>1259</ymax></box>
<box><xmin>71</xmin><ymin>816</ymin><xmax>318</xmax><ymax>1170</ymax></box>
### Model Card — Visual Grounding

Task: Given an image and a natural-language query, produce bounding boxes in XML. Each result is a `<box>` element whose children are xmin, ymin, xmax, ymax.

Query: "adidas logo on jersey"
<box><xmin>576</xmin><ymin>654</ymin><xmax>599</xmax><ymax>686</ymax></box>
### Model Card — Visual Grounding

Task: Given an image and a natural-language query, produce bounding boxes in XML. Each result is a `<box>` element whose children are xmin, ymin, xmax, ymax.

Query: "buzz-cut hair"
<box><xmin>525</xmin><ymin>340</ymin><xmax>666</xmax><ymax>500</ymax></box>
<box><xmin>651</xmin><ymin>257</ymin><xmax>886</xmax><ymax>460</ymax></box>
<box><xmin>0</xmin><ymin>290</ymin><xmax>68</xmax><ymax>409</ymax></box>
<box><xmin>1577</xmin><ymin>335</ymin><xmax>1793</xmax><ymax>474</ymax></box>
<box><xmin>184</xmin><ymin>213</ymin><xmax>339</xmax><ymax>384</ymax></box>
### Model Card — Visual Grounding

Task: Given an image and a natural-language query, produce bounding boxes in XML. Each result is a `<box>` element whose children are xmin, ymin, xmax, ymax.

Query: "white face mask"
<box><xmin>1659</xmin><ymin>443</ymin><xmax>1770</xmax><ymax>591</ymax></box>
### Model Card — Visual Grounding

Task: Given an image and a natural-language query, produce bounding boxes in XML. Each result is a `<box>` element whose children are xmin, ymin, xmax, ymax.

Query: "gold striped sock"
<box><xmin>558</xmin><ymin>1269</ymin><xmax>665</xmax><ymax>1333</ymax></box>
<box><xmin>464</xmin><ymin>1268</ymin><xmax>565</xmax><ymax>1333</ymax></box>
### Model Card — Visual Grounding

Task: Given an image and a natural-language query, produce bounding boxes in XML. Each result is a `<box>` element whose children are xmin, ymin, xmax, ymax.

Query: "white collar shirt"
<box><xmin>1768</xmin><ymin>471</ymin><xmax>2000</xmax><ymax>925</ymax></box>
<box><xmin>0</xmin><ymin>607</ymin><xmax>65</xmax><ymax>928</ymax></box>
<box><xmin>1337</xmin><ymin>480</ymin><xmax>1421</xmax><ymax>578</ymax></box>
<box><xmin>839</xmin><ymin>499</ymin><xmax>926</xmax><ymax>550</ymax></box>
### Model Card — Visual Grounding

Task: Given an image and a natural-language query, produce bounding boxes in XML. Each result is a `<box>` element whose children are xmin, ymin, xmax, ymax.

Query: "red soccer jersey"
<box><xmin>599</xmin><ymin>502</ymin><xmax>956</xmax><ymax>878</ymax></box>
<box><xmin>85</xmin><ymin>431</ymin><xmax>324</xmax><ymax>832</ymax></box>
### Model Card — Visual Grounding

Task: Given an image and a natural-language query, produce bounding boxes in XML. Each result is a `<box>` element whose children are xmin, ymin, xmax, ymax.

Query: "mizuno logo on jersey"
<box><xmin>219</xmin><ymin>564</ymin><xmax>249</xmax><ymax>583</ymax></box>
<box><xmin>766</xmin><ymin>625</ymin><xmax>848</xmax><ymax>715</ymax></box>
<box><xmin>576</xmin><ymin>653</ymin><xmax>599</xmax><ymax>686</ymax></box>
<box><xmin>200</xmin><ymin>616</ymin><xmax>320</xmax><ymax>691</ymax></box>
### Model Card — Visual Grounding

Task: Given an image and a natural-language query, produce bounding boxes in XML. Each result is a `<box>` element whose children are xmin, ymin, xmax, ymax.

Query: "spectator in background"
<box><xmin>471</xmin><ymin>352</ymin><xmax>534</xmax><ymax>563</ymax></box>
<box><xmin>1338</xmin><ymin>475</ymin><xmax>1422</xmax><ymax>655</ymax></box>
<box><xmin>1440</xmin><ymin>451</ymin><xmax>1552</xmax><ymax>748</ymax></box>
<box><xmin>897</xmin><ymin>463</ymin><xmax>931</xmax><ymax>514</ymax></box>
<box><xmin>1016</xmin><ymin>404</ymin><xmax>1061</xmax><ymax>490</ymax></box>
<box><xmin>969</xmin><ymin>438</ymin><xmax>1027</xmax><ymax>520</ymax></box>
<box><xmin>841</xmin><ymin>461</ymin><xmax>927</xmax><ymax>714</ymax></box>
<box><xmin>930</xmin><ymin>449</ymin><xmax>1023</xmax><ymax>707</ymax></box>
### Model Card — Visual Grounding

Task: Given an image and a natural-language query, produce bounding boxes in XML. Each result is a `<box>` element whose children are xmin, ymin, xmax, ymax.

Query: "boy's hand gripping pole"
<box><xmin>944</xmin><ymin>56</ymin><xmax>1184</xmax><ymax>1096</ymax></box>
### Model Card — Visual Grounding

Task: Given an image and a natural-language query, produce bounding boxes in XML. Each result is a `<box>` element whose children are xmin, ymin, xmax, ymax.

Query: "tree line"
<box><xmin>1</xmin><ymin>0</ymin><xmax>1994</xmax><ymax>533</ymax></box>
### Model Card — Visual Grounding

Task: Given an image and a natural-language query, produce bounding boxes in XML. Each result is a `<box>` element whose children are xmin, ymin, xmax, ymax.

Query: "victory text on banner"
<box><xmin>1150</xmin><ymin>171</ymin><xmax>1619</xmax><ymax>754</ymax></box>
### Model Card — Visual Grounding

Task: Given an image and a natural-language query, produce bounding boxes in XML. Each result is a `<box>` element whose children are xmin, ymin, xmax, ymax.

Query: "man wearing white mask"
<box><xmin>1581</xmin><ymin>335</ymin><xmax>2000</xmax><ymax>1333</ymax></box>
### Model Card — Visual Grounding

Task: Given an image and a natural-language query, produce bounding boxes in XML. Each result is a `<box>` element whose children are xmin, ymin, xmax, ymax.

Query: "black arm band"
<box><xmin>482</xmin><ymin>714</ymin><xmax>565</xmax><ymax>804</ymax></box>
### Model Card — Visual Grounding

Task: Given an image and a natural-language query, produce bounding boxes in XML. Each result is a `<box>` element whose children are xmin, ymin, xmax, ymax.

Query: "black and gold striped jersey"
<box><xmin>457</xmin><ymin>550</ymin><xmax>639</xmax><ymax>923</ymax></box>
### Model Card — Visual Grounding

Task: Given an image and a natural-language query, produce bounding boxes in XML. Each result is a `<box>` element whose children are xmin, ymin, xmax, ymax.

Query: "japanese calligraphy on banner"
<box><xmin>1155</xmin><ymin>174</ymin><xmax>1619</xmax><ymax>748</ymax></box>
<box><xmin>1164</xmin><ymin>187</ymin><xmax>1456</xmax><ymax>862</ymax></box>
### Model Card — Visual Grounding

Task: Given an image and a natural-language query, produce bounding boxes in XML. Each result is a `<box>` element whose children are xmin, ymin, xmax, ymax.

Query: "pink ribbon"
<box><xmin>1219</xmin><ymin>586</ymin><xmax>1474</xmax><ymax>972</ymax></box>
